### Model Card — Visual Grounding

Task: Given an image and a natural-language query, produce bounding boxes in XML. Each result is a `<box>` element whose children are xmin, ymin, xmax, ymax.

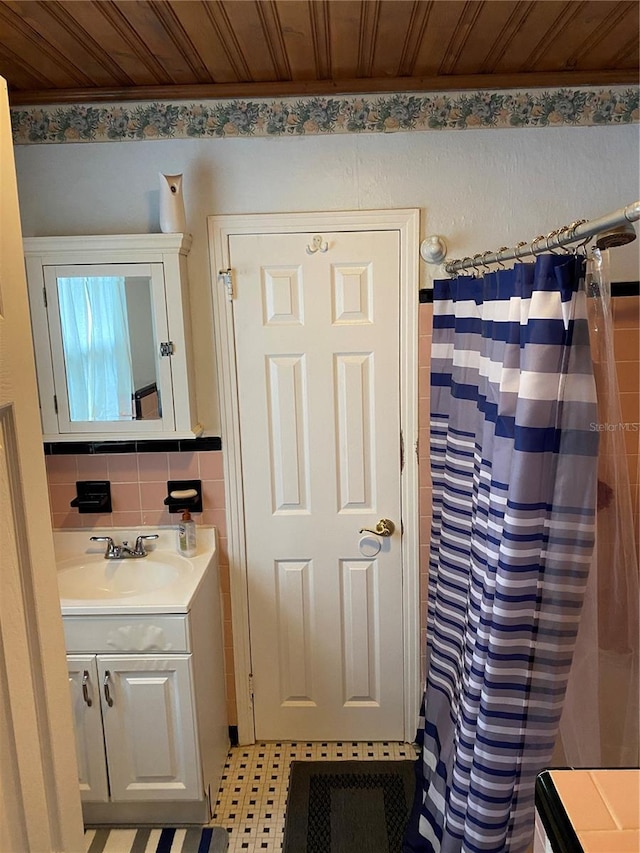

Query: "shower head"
<box><xmin>594</xmin><ymin>222</ymin><xmax>637</xmax><ymax>250</ymax></box>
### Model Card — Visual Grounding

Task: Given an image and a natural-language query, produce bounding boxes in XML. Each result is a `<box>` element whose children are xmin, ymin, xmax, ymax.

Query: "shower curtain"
<box><xmin>556</xmin><ymin>250</ymin><xmax>640</xmax><ymax>768</ymax></box>
<box><xmin>404</xmin><ymin>254</ymin><xmax>599</xmax><ymax>853</ymax></box>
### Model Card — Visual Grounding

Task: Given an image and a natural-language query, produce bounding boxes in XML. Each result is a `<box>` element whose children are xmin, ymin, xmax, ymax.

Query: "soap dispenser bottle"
<box><xmin>178</xmin><ymin>509</ymin><xmax>197</xmax><ymax>557</ymax></box>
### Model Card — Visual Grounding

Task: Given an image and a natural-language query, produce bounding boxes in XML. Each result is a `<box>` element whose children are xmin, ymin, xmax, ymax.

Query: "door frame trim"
<box><xmin>208</xmin><ymin>209</ymin><xmax>421</xmax><ymax>744</ymax></box>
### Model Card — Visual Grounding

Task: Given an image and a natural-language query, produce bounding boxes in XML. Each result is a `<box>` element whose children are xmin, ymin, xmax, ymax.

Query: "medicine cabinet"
<box><xmin>24</xmin><ymin>234</ymin><xmax>201</xmax><ymax>441</ymax></box>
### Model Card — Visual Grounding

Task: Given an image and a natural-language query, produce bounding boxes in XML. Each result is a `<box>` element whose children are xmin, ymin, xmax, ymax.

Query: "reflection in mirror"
<box><xmin>126</xmin><ymin>277</ymin><xmax>161</xmax><ymax>420</ymax></box>
<box><xmin>57</xmin><ymin>275</ymin><xmax>160</xmax><ymax>422</ymax></box>
<box><xmin>134</xmin><ymin>383</ymin><xmax>161</xmax><ymax>419</ymax></box>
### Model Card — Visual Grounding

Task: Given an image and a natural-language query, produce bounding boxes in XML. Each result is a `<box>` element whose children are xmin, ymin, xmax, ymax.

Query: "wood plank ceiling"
<box><xmin>0</xmin><ymin>1</ymin><xmax>638</xmax><ymax>106</ymax></box>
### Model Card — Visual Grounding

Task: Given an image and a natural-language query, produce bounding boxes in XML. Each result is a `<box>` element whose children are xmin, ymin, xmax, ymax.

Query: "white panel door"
<box><xmin>230</xmin><ymin>229</ymin><xmax>404</xmax><ymax>741</ymax></box>
<box><xmin>98</xmin><ymin>655</ymin><xmax>201</xmax><ymax>801</ymax></box>
<box><xmin>67</xmin><ymin>655</ymin><xmax>109</xmax><ymax>802</ymax></box>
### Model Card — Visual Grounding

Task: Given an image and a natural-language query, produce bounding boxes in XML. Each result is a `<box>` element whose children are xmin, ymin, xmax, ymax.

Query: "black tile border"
<box><xmin>535</xmin><ymin>771</ymin><xmax>583</xmax><ymax>853</ymax></box>
<box><xmin>612</xmin><ymin>280</ymin><xmax>640</xmax><ymax>298</ymax></box>
<box><xmin>44</xmin><ymin>436</ymin><xmax>222</xmax><ymax>456</ymax></box>
<box><xmin>419</xmin><ymin>281</ymin><xmax>639</xmax><ymax>304</ymax></box>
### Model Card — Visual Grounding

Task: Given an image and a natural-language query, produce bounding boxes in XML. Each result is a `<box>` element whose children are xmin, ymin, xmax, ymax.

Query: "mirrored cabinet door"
<box><xmin>44</xmin><ymin>262</ymin><xmax>172</xmax><ymax>434</ymax></box>
<box><xmin>24</xmin><ymin>234</ymin><xmax>200</xmax><ymax>441</ymax></box>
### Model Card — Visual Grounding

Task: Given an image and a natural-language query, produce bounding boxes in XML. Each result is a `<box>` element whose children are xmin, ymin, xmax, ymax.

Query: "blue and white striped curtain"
<box><xmin>404</xmin><ymin>254</ymin><xmax>599</xmax><ymax>853</ymax></box>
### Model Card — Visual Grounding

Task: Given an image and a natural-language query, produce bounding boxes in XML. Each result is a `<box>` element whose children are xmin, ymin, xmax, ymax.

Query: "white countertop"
<box><xmin>54</xmin><ymin>526</ymin><xmax>217</xmax><ymax>615</ymax></box>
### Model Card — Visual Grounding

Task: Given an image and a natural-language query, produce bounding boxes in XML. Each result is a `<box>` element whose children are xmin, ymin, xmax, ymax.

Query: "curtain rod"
<box><xmin>420</xmin><ymin>201</ymin><xmax>640</xmax><ymax>275</ymax></box>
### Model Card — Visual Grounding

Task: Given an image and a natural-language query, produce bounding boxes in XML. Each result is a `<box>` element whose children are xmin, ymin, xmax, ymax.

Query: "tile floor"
<box><xmin>211</xmin><ymin>740</ymin><xmax>418</xmax><ymax>852</ymax></box>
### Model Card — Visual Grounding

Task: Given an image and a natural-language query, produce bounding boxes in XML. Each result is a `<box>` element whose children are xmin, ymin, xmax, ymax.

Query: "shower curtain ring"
<box><xmin>444</xmin><ymin>259</ymin><xmax>460</xmax><ymax>277</ymax></box>
<box><xmin>461</xmin><ymin>257</ymin><xmax>475</xmax><ymax>275</ymax></box>
<box><xmin>567</xmin><ymin>219</ymin><xmax>588</xmax><ymax>254</ymax></box>
<box><xmin>531</xmin><ymin>235</ymin><xmax>545</xmax><ymax>256</ymax></box>
<box><xmin>555</xmin><ymin>224</ymin><xmax>572</xmax><ymax>252</ymax></box>
<box><xmin>481</xmin><ymin>250</ymin><xmax>493</xmax><ymax>272</ymax></box>
<box><xmin>514</xmin><ymin>241</ymin><xmax>528</xmax><ymax>260</ymax></box>
<box><xmin>545</xmin><ymin>229</ymin><xmax>563</xmax><ymax>254</ymax></box>
<box><xmin>496</xmin><ymin>247</ymin><xmax>509</xmax><ymax>269</ymax></box>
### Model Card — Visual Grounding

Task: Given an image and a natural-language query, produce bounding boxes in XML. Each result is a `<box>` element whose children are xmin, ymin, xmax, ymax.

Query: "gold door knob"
<box><xmin>359</xmin><ymin>518</ymin><xmax>395</xmax><ymax>537</ymax></box>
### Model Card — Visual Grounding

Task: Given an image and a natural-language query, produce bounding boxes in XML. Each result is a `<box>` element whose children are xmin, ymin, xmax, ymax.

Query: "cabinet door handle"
<box><xmin>103</xmin><ymin>671</ymin><xmax>114</xmax><ymax>707</ymax></box>
<box><xmin>81</xmin><ymin>670</ymin><xmax>92</xmax><ymax>707</ymax></box>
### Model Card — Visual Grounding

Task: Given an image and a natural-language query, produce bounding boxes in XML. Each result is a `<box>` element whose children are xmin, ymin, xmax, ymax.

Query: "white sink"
<box><xmin>57</xmin><ymin>553</ymin><xmax>193</xmax><ymax>599</ymax></box>
<box><xmin>54</xmin><ymin>527</ymin><xmax>216</xmax><ymax>615</ymax></box>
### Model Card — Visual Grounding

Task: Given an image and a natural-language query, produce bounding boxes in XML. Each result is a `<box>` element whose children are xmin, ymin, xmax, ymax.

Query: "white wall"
<box><xmin>14</xmin><ymin>124</ymin><xmax>640</xmax><ymax>434</ymax></box>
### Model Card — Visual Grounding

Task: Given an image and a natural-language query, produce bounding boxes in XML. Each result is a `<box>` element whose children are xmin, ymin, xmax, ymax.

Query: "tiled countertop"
<box><xmin>535</xmin><ymin>769</ymin><xmax>640</xmax><ymax>853</ymax></box>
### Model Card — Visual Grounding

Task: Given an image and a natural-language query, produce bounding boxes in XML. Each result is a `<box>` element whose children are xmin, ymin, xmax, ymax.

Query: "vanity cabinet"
<box><xmin>67</xmin><ymin>653</ymin><xmax>200</xmax><ymax>805</ymax></box>
<box><xmin>23</xmin><ymin>233</ymin><xmax>201</xmax><ymax>441</ymax></box>
<box><xmin>59</xmin><ymin>529</ymin><xmax>229</xmax><ymax>826</ymax></box>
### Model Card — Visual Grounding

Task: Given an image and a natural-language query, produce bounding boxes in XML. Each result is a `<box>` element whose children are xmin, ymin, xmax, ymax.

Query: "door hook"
<box><xmin>306</xmin><ymin>234</ymin><xmax>328</xmax><ymax>254</ymax></box>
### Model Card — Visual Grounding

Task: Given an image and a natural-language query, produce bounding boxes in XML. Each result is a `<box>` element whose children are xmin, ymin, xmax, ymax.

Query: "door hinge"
<box><xmin>159</xmin><ymin>341</ymin><xmax>174</xmax><ymax>357</ymax></box>
<box><xmin>219</xmin><ymin>268</ymin><xmax>233</xmax><ymax>301</ymax></box>
<box><xmin>248</xmin><ymin>672</ymin><xmax>254</xmax><ymax>706</ymax></box>
<box><xmin>400</xmin><ymin>430</ymin><xmax>404</xmax><ymax>473</ymax></box>
<box><xmin>53</xmin><ymin>394</ymin><xmax>58</xmax><ymax>414</ymax></box>
<box><xmin>42</xmin><ymin>286</ymin><xmax>48</xmax><ymax>308</ymax></box>
<box><xmin>415</xmin><ymin>436</ymin><xmax>419</xmax><ymax>464</ymax></box>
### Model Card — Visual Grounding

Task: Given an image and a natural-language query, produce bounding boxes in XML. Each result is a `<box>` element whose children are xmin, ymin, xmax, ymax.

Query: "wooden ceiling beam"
<box><xmin>397</xmin><ymin>1</ymin><xmax>433</xmax><ymax>78</ymax></box>
<box><xmin>0</xmin><ymin>1</ymin><xmax>97</xmax><ymax>87</ymax></box>
<box><xmin>480</xmin><ymin>2</ymin><xmax>537</xmax><ymax>75</ymax></box>
<box><xmin>357</xmin><ymin>0</ymin><xmax>379</xmax><ymax>78</ymax></box>
<box><xmin>119</xmin><ymin>0</ymin><xmax>209</xmax><ymax>85</ymax></box>
<box><xmin>310</xmin><ymin>0</ymin><xmax>331</xmax><ymax>81</ymax></box>
<box><xmin>520</xmin><ymin>1</ymin><xmax>587</xmax><ymax>72</ymax></box>
<box><xmin>201</xmin><ymin>0</ymin><xmax>253</xmax><ymax>81</ymax></box>
<box><xmin>610</xmin><ymin>33</ymin><xmax>640</xmax><ymax>67</ymax></box>
<box><xmin>8</xmin><ymin>68</ymin><xmax>638</xmax><ymax>107</ymax></box>
<box><xmin>0</xmin><ymin>42</ymin><xmax>53</xmax><ymax>91</ymax></box>
<box><xmin>256</xmin><ymin>0</ymin><xmax>291</xmax><ymax>81</ymax></box>
<box><xmin>438</xmin><ymin>1</ymin><xmax>485</xmax><ymax>76</ymax></box>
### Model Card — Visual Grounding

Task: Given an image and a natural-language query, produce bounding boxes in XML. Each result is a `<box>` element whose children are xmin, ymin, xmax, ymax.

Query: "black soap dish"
<box><xmin>164</xmin><ymin>479</ymin><xmax>203</xmax><ymax>513</ymax></box>
<box><xmin>70</xmin><ymin>481</ymin><xmax>112</xmax><ymax>514</ymax></box>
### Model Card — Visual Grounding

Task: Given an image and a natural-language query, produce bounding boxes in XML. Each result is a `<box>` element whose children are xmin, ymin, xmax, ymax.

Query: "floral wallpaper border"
<box><xmin>11</xmin><ymin>86</ymin><xmax>639</xmax><ymax>144</ymax></box>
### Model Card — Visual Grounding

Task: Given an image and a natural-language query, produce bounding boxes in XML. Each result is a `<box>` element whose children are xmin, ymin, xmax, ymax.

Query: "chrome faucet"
<box><xmin>89</xmin><ymin>534</ymin><xmax>159</xmax><ymax>559</ymax></box>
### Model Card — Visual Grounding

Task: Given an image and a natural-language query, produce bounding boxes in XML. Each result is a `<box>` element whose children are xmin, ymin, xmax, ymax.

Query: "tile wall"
<box><xmin>45</xmin><ymin>448</ymin><xmax>237</xmax><ymax>724</ymax></box>
<box><xmin>613</xmin><ymin>295</ymin><xmax>640</xmax><ymax>549</ymax></box>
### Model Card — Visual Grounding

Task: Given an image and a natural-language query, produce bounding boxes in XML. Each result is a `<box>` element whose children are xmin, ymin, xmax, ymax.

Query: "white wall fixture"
<box><xmin>24</xmin><ymin>233</ymin><xmax>201</xmax><ymax>442</ymax></box>
<box><xmin>420</xmin><ymin>234</ymin><xmax>448</xmax><ymax>264</ymax></box>
<box><xmin>159</xmin><ymin>173</ymin><xmax>186</xmax><ymax>234</ymax></box>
